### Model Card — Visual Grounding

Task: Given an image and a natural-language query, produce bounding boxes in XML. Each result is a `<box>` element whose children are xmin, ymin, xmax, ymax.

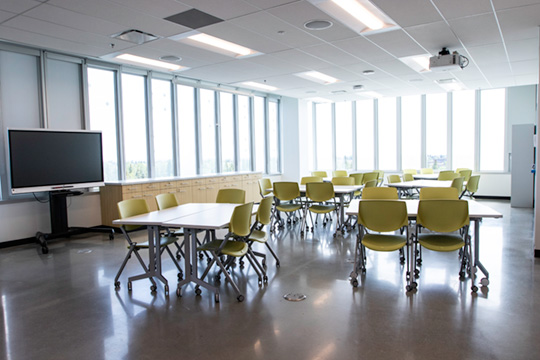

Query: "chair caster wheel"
<box><xmin>164</xmin><ymin>285</ymin><xmax>169</xmax><ymax>296</ymax></box>
<box><xmin>215</xmin><ymin>293</ymin><xmax>220</xmax><ymax>303</ymax></box>
<box><xmin>127</xmin><ymin>281</ymin><xmax>132</xmax><ymax>291</ymax></box>
<box><xmin>263</xmin><ymin>276</ymin><xmax>268</xmax><ymax>283</ymax></box>
<box><xmin>114</xmin><ymin>281</ymin><xmax>120</xmax><ymax>289</ymax></box>
<box><xmin>471</xmin><ymin>285</ymin><xmax>478</xmax><ymax>293</ymax></box>
<box><xmin>176</xmin><ymin>287</ymin><xmax>182</xmax><ymax>297</ymax></box>
<box><xmin>178</xmin><ymin>273</ymin><xmax>183</xmax><ymax>281</ymax></box>
<box><xmin>351</xmin><ymin>279</ymin><xmax>358</xmax><ymax>287</ymax></box>
<box><xmin>276</xmin><ymin>262</ymin><xmax>280</xmax><ymax>268</ymax></box>
<box><xmin>480</xmin><ymin>277</ymin><xmax>489</xmax><ymax>286</ymax></box>
<box><xmin>237</xmin><ymin>295</ymin><xmax>245</xmax><ymax>302</ymax></box>
<box><xmin>195</xmin><ymin>287</ymin><xmax>202</xmax><ymax>296</ymax></box>
<box><xmin>150</xmin><ymin>285</ymin><xmax>157</xmax><ymax>292</ymax></box>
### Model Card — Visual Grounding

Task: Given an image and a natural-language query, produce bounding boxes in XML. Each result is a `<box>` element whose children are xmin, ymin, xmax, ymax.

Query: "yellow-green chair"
<box><xmin>311</xmin><ymin>171</ymin><xmax>328</xmax><ymax>178</ymax></box>
<box><xmin>332</xmin><ymin>170</ymin><xmax>348</xmax><ymax>177</ymax></box>
<box><xmin>331</xmin><ymin>176</ymin><xmax>355</xmax><ymax>185</ymax></box>
<box><xmin>155</xmin><ymin>193</ymin><xmax>185</xmax><ymax>258</ymax></box>
<box><xmin>362</xmin><ymin>187</ymin><xmax>398</xmax><ymax>199</ymax></box>
<box><xmin>302</xmin><ymin>182</ymin><xmax>338</xmax><ymax>237</ymax></box>
<box><xmin>351</xmin><ymin>200</ymin><xmax>411</xmax><ymax>290</ymax></box>
<box><xmin>272</xmin><ymin>181</ymin><xmax>302</xmax><ymax>230</ymax></box>
<box><xmin>197</xmin><ymin>202</ymin><xmax>256</xmax><ymax>302</ymax></box>
<box><xmin>451</xmin><ymin>177</ymin><xmax>465</xmax><ymax>195</ymax></box>
<box><xmin>419</xmin><ymin>187</ymin><xmax>459</xmax><ymax>200</ymax></box>
<box><xmin>216</xmin><ymin>188</ymin><xmax>245</xmax><ymax>204</ymax></box>
<box><xmin>403</xmin><ymin>169</ymin><xmax>417</xmax><ymax>175</ymax></box>
<box><xmin>349</xmin><ymin>173</ymin><xmax>364</xmax><ymax>198</ymax></box>
<box><xmin>259</xmin><ymin>178</ymin><xmax>273</xmax><ymax>199</ymax></box>
<box><xmin>248</xmin><ymin>197</ymin><xmax>280</xmax><ymax>268</ymax></box>
<box><xmin>461</xmin><ymin>175</ymin><xmax>480</xmax><ymax>198</ymax></box>
<box><xmin>387</xmin><ymin>174</ymin><xmax>401</xmax><ymax>184</ymax></box>
<box><xmin>300</xmin><ymin>176</ymin><xmax>323</xmax><ymax>184</ymax></box>
<box><xmin>456</xmin><ymin>168</ymin><xmax>472</xmax><ymax>182</ymax></box>
<box><xmin>364</xmin><ymin>179</ymin><xmax>377</xmax><ymax>188</ymax></box>
<box><xmin>374</xmin><ymin>170</ymin><xmax>384</xmax><ymax>185</ymax></box>
<box><xmin>362</xmin><ymin>171</ymin><xmax>379</xmax><ymax>185</ymax></box>
<box><xmin>415</xmin><ymin>199</ymin><xmax>475</xmax><ymax>292</ymax></box>
<box><xmin>438</xmin><ymin>170</ymin><xmax>459</xmax><ymax>181</ymax></box>
<box><xmin>403</xmin><ymin>173</ymin><xmax>414</xmax><ymax>182</ymax></box>
<box><xmin>421</xmin><ymin>168</ymin><xmax>433</xmax><ymax>174</ymax></box>
<box><xmin>114</xmin><ymin>198</ymin><xmax>182</xmax><ymax>293</ymax></box>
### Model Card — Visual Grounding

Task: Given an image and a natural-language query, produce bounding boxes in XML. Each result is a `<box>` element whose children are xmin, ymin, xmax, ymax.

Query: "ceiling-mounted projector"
<box><xmin>429</xmin><ymin>48</ymin><xmax>468</xmax><ymax>72</ymax></box>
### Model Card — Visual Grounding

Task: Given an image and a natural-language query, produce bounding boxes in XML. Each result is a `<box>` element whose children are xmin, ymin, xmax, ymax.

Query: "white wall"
<box><xmin>281</xmin><ymin>97</ymin><xmax>301</xmax><ymax>181</ymax></box>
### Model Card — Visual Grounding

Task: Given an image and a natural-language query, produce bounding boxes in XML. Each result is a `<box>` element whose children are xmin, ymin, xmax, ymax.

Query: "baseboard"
<box><xmin>0</xmin><ymin>237</ymin><xmax>35</xmax><ymax>248</ymax></box>
<box><xmin>535</xmin><ymin>249</ymin><xmax>540</xmax><ymax>258</ymax></box>
<box><xmin>473</xmin><ymin>195</ymin><xmax>511</xmax><ymax>200</ymax></box>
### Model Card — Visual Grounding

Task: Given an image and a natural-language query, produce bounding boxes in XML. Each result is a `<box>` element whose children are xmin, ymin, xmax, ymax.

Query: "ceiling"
<box><xmin>1</xmin><ymin>0</ymin><xmax>539</xmax><ymax>101</ymax></box>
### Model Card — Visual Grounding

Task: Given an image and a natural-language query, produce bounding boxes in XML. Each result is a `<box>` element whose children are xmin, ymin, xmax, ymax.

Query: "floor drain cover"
<box><xmin>283</xmin><ymin>293</ymin><xmax>307</xmax><ymax>301</ymax></box>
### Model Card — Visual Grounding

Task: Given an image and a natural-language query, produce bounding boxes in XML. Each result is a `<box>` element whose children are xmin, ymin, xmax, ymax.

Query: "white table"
<box><xmin>413</xmin><ymin>173</ymin><xmax>439</xmax><ymax>180</ymax></box>
<box><xmin>346</xmin><ymin>199</ymin><xmax>502</xmax><ymax>291</ymax></box>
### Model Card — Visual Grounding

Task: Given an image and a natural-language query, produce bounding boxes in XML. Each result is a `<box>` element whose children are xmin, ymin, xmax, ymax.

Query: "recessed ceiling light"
<box><xmin>115</xmin><ymin>54</ymin><xmax>185</xmax><ymax>71</ymax></box>
<box><xmin>331</xmin><ymin>0</ymin><xmax>384</xmax><ymax>30</ymax></box>
<box><xmin>187</xmin><ymin>33</ymin><xmax>258</xmax><ymax>57</ymax></box>
<box><xmin>242</xmin><ymin>81</ymin><xmax>278</xmax><ymax>91</ymax></box>
<box><xmin>159</xmin><ymin>55</ymin><xmax>182</xmax><ymax>62</ymax></box>
<box><xmin>400</xmin><ymin>55</ymin><xmax>431</xmax><ymax>72</ymax></box>
<box><xmin>304</xmin><ymin>19</ymin><xmax>333</xmax><ymax>30</ymax></box>
<box><xmin>331</xmin><ymin>90</ymin><xmax>347</xmax><ymax>94</ymax></box>
<box><xmin>295</xmin><ymin>71</ymin><xmax>340</xmax><ymax>85</ymax></box>
<box><xmin>435</xmin><ymin>78</ymin><xmax>466</xmax><ymax>91</ymax></box>
<box><xmin>363</xmin><ymin>70</ymin><xmax>375</xmax><ymax>75</ymax></box>
<box><xmin>111</xmin><ymin>29</ymin><xmax>158</xmax><ymax>44</ymax></box>
<box><xmin>353</xmin><ymin>84</ymin><xmax>364</xmax><ymax>91</ymax></box>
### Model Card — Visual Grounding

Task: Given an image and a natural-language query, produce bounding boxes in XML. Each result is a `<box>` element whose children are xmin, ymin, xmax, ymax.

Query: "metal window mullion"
<box><xmin>332</xmin><ymin>103</ymin><xmax>336</xmax><ymax>171</ymax></box>
<box><xmin>249</xmin><ymin>96</ymin><xmax>255</xmax><ymax>171</ymax></box>
<box><xmin>146</xmin><ymin>73</ymin><xmax>155</xmax><ymax>179</ymax></box>
<box><xmin>39</xmin><ymin>50</ymin><xmax>48</xmax><ymax>128</ymax></box>
<box><xmin>374</xmin><ymin>99</ymin><xmax>379</xmax><ymax>169</ymax></box>
<box><xmin>116</xmin><ymin>70</ymin><xmax>126</xmax><ymax>180</ymax></box>
<box><xmin>278</xmin><ymin>99</ymin><xmax>283</xmax><ymax>173</ymax></box>
<box><xmin>81</xmin><ymin>62</ymin><xmax>90</xmax><ymax>130</ymax></box>
<box><xmin>195</xmin><ymin>88</ymin><xmax>202</xmax><ymax>175</ymax></box>
<box><xmin>264</xmin><ymin>98</ymin><xmax>270</xmax><ymax>174</ymax></box>
<box><xmin>215</xmin><ymin>90</ymin><xmax>221</xmax><ymax>173</ymax></box>
<box><xmin>447</xmin><ymin>92</ymin><xmax>453</xmax><ymax>170</ymax></box>
<box><xmin>312</xmin><ymin>102</ymin><xmax>318</xmax><ymax>169</ymax></box>
<box><xmin>171</xmin><ymin>81</ymin><xmax>180</xmax><ymax>176</ymax></box>
<box><xmin>475</xmin><ymin>90</ymin><xmax>481</xmax><ymax>171</ymax></box>
<box><xmin>233</xmin><ymin>94</ymin><xmax>239</xmax><ymax>172</ymax></box>
<box><xmin>504</xmin><ymin>89</ymin><xmax>509</xmax><ymax>172</ymax></box>
<box><xmin>396</xmin><ymin>97</ymin><xmax>402</xmax><ymax>171</ymax></box>
<box><xmin>421</xmin><ymin>95</ymin><xmax>427</xmax><ymax>168</ymax></box>
<box><xmin>352</xmin><ymin>101</ymin><xmax>357</xmax><ymax>171</ymax></box>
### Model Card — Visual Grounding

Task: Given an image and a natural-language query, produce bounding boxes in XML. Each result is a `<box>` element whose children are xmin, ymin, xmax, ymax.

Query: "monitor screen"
<box><xmin>8</xmin><ymin>129</ymin><xmax>105</xmax><ymax>194</ymax></box>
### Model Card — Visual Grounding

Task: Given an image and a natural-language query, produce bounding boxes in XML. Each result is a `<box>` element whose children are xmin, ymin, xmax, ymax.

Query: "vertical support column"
<box><xmin>533</xmin><ymin>28</ymin><xmax>540</xmax><ymax>258</ymax></box>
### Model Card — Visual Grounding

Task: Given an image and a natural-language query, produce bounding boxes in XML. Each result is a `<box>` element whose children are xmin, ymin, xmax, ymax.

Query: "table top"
<box><xmin>413</xmin><ymin>174</ymin><xmax>439</xmax><ymax>180</ymax></box>
<box><xmin>387</xmin><ymin>180</ymin><xmax>452</xmax><ymax>189</ymax></box>
<box><xmin>299</xmin><ymin>184</ymin><xmax>363</xmax><ymax>194</ymax></box>
<box><xmin>346</xmin><ymin>199</ymin><xmax>503</xmax><ymax>219</ymax></box>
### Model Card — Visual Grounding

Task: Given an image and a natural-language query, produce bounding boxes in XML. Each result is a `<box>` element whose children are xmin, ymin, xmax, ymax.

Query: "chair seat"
<box><xmin>276</xmin><ymin>203</ymin><xmax>302</xmax><ymax>212</ymax></box>
<box><xmin>197</xmin><ymin>240</ymin><xmax>249</xmax><ymax>257</ymax></box>
<box><xmin>418</xmin><ymin>233</ymin><xmax>465</xmax><ymax>252</ymax></box>
<box><xmin>249</xmin><ymin>229</ymin><xmax>267</xmax><ymax>243</ymax></box>
<box><xmin>308</xmin><ymin>204</ymin><xmax>336</xmax><ymax>214</ymax></box>
<box><xmin>130</xmin><ymin>236</ymin><xmax>178</xmax><ymax>249</ymax></box>
<box><xmin>362</xmin><ymin>234</ymin><xmax>407</xmax><ymax>251</ymax></box>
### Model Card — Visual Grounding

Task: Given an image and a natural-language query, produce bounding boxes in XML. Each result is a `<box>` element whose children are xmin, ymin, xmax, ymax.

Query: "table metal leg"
<box><xmin>473</xmin><ymin>219</ymin><xmax>490</xmax><ymax>287</ymax></box>
<box><xmin>128</xmin><ymin>226</ymin><xmax>168</xmax><ymax>293</ymax></box>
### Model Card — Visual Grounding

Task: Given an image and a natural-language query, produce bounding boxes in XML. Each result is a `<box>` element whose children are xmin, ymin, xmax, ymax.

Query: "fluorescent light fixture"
<box><xmin>435</xmin><ymin>78</ymin><xmax>466</xmax><ymax>92</ymax></box>
<box><xmin>358</xmin><ymin>91</ymin><xmax>382</xmax><ymax>98</ymax></box>
<box><xmin>296</xmin><ymin>71</ymin><xmax>340</xmax><ymax>85</ymax></box>
<box><xmin>308</xmin><ymin>0</ymin><xmax>397</xmax><ymax>34</ymax></box>
<box><xmin>115</xmin><ymin>54</ymin><xmax>185</xmax><ymax>71</ymax></box>
<box><xmin>331</xmin><ymin>0</ymin><xmax>384</xmax><ymax>30</ymax></box>
<box><xmin>242</xmin><ymin>81</ymin><xmax>278</xmax><ymax>91</ymax></box>
<box><xmin>399</xmin><ymin>55</ymin><xmax>431</xmax><ymax>73</ymax></box>
<box><xmin>187</xmin><ymin>33</ymin><xmax>257</xmax><ymax>57</ymax></box>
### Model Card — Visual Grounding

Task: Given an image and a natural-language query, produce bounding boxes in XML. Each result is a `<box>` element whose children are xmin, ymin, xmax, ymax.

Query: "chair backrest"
<box><xmin>300</xmin><ymin>176</ymin><xmax>323</xmax><ymax>185</ymax></box>
<box><xmin>259</xmin><ymin>178</ymin><xmax>273</xmax><ymax>197</ymax></box>
<box><xmin>417</xmin><ymin>200</ymin><xmax>469</xmax><ymax>233</ymax></box>
<box><xmin>332</xmin><ymin>170</ymin><xmax>348</xmax><ymax>177</ymax></box>
<box><xmin>467</xmin><ymin>175</ymin><xmax>480</xmax><ymax>193</ymax></box>
<box><xmin>349</xmin><ymin>173</ymin><xmax>364</xmax><ymax>185</ymax></box>
<box><xmin>331</xmin><ymin>176</ymin><xmax>355</xmax><ymax>185</ymax></box>
<box><xmin>229</xmin><ymin>202</ymin><xmax>254</xmax><ymax>237</ymax></box>
<box><xmin>403</xmin><ymin>173</ymin><xmax>414</xmax><ymax>182</ymax></box>
<box><xmin>421</xmin><ymin>168</ymin><xmax>434</xmax><ymax>174</ymax></box>
<box><xmin>374</xmin><ymin>170</ymin><xmax>384</xmax><ymax>182</ymax></box>
<box><xmin>387</xmin><ymin>174</ymin><xmax>401</xmax><ymax>184</ymax></box>
<box><xmin>451</xmin><ymin>177</ymin><xmax>465</xmax><ymax>193</ymax></box>
<box><xmin>306</xmin><ymin>182</ymin><xmax>335</xmax><ymax>202</ymax></box>
<box><xmin>457</xmin><ymin>168</ymin><xmax>472</xmax><ymax>182</ymax></box>
<box><xmin>362</xmin><ymin>187</ymin><xmax>398</xmax><ymax>199</ymax></box>
<box><xmin>364</xmin><ymin>179</ymin><xmax>377</xmax><ymax>188</ymax></box>
<box><xmin>438</xmin><ymin>170</ymin><xmax>458</xmax><ymax>180</ymax></box>
<box><xmin>256</xmin><ymin>196</ymin><xmax>273</xmax><ymax>226</ymax></box>
<box><xmin>117</xmin><ymin>198</ymin><xmax>149</xmax><ymax>232</ymax></box>
<box><xmin>358</xmin><ymin>200</ymin><xmax>408</xmax><ymax>232</ymax></box>
<box><xmin>273</xmin><ymin>182</ymin><xmax>300</xmax><ymax>201</ymax></box>
<box><xmin>403</xmin><ymin>169</ymin><xmax>417</xmax><ymax>175</ymax></box>
<box><xmin>216</xmin><ymin>188</ymin><xmax>246</xmax><ymax>204</ymax></box>
<box><xmin>311</xmin><ymin>171</ymin><xmax>328</xmax><ymax>178</ymax></box>
<box><xmin>155</xmin><ymin>193</ymin><xmax>179</xmax><ymax>210</ymax></box>
<box><xmin>362</xmin><ymin>171</ymin><xmax>379</xmax><ymax>184</ymax></box>
<box><xmin>419</xmin><ymin>187</ymin><xmax>459</xmax><ymax>199</ymax></box>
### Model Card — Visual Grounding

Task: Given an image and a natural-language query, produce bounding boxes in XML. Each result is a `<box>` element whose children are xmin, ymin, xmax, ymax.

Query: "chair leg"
<box><xmin>264</xmin><ymin>242</ymin><xmax>280</xmax><ymax>267</ymax></box>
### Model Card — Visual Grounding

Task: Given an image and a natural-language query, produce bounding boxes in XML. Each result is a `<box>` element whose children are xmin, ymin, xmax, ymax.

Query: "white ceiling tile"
<box><xmin>511</xmin><ymin>59</ymin><xmax>538</xmax><ymax>75</ymax></box>
<box><xmin>432</xmin><ymin>0</ymin><xmax>492</xmax><ymax>20</ymax></box>
<box><xmin>365</xmin><ymin>29</ymin><xmax>427</xmax><ymax>58</ymax></box>
<box><xmin>270</xmin><ymin>49</ymin><xmax>332</xmax><ymax>69</ymax></box>
<box><xmin>404</xmin><ymin>22</ymin><xmax>461</xmax><ymax>55</ymax></box>
<box><xmin>0</xmin><ymin>10</ymin><xmax>16</xmax><ymax>23</ymax></box>
<box><xmin>243</xmin><ymin>53</ymin><xmax>307</xmax><ymax>74</ymax></box>
<box><xmin>0</xmin><ymin>0</ymin><xmax>43</xmax><ymax>13</ymax></box>
<box><xmin>242</xmin><ymin>0</ymin><xmax>300</xmax><ymax>11</ymax></box>
<box><xmin>498</xmin><ymin>4</ymin><xmax>540</xmax><ymax>41</ymax></box>
<box><xmin>333</xmin><ymin>36</ymin><xmax>394</xmax><ymax>63</ymax></box>
<box><xmin>142</xmin><ymin>38</ymin><xmax>235</xmax><ymax>65</ymax></box>
<box><xmin>372</xmin><ymin>59</ymin><xmax>419</xmax><ymax>76</ymax></box>
<box><xmin>300</xmin><ymin>43</ymin><xmax>360</xmax><ymax>66</ymax></box>
<box><xmin>371</xmin><ymin>0</ymin><xmax>442</xmax><ymax>27</ymax></box>
<box><xmin>514</xmin><ymin>74</ymin><xmax>539</xmax><ymax>86</ymax></box>
<box><xmin>466</xmin><ymin>43</ymin><xmax>507</xmax><ymax>66</ymax></box>
<box><xmin>107</xmin><ymin>0</ymin><xmax>191</xmax><ymax>19</ymax></box>
<box><xmin>506</xmin><ymin>38</ymin><xmax>538</xmax><ymax>62</ymax></box>
<box><xmin>174</xmin><ymin>0</ymin><xmax>259</xmax><ymax>20</ymax></box>
<box><xmin>182</xmin><ymin>59</ymin><xmax>286</xmax><ymax>84</ymax></box>
<box><xmin>493</xmin><ymin>0</ymin><xmax>540</xmax><ymax>11</ymax></box>
<box><xmin>448</xmin><ymin>13</ymin><xmax>502</xmax><ymax>47</ymax></box>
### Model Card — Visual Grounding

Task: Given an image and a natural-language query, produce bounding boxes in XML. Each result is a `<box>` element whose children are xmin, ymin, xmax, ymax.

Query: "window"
<box><xmin>314</xmin><ymin>102</ymin><xmax>333</xmax><ymax>170</ymax></box>
<box><xmin>480</xmin><ymin>89</ymin><xmax>506</xmax><ymax>171</ymax></box>
<box><xmin>335</xmin><ymin>102</ymin><xmax>353</xmax><ymax>170</ymax></box>
<box><xmin>452</xmin><ymin>90</ymin><xmax>476</xmax><ymax>170</ymax></box>
<box><xmin>426</xmin><ymin>93</ymin><xmax>447</xmax><ymax>170</ymax></box>
<box><xmin>88</xmin><ymin>67</ymin><xmax>119</xmax><ymax>181</ymax></box>
<box><xmin>199</xmin><ymin>88</ymin><xmax>217</xmax><ymax>174</ymax></box>
<box><xmin>356</xmin><ymin>99</ymin><xmax>374</xmax><ymax>170</ymax></box>
<box><xmin>121</xmin><ymin>73</ymin><xmax>148</xmax><ymax>179</ymax></box>
<box><xmin>219</xmin><ymin>92</ymin><xmax>235</xmax><ymax>172</ymax></box>
<box><xmin>401</xmin><ymin>95</ymin><xmax>421</xmax><ymax>170</ymax></box>
<box><xmin>151</xmin><ymin>78</ymin><xmax>174</xmax><ymax>178</ymax></box>
<box><xmin>237</xmin><ymin>95</ymin><xmax>252</xmax><ymax>171</ymax></box>
<box><xmin>253</xmin><ymin>96</ymin><xmax>266</xmax><ymax>173</ymax></box>
<box><xmin>268</xmin><ymin>100</ymin><xmax>280</xmax><ymax>173</ymax></box>
<box><xmin>377</xmin><ymin>97</ymin><xmax>397</xmax><ymax>170</ymax></box>
<box><xmin>176</xmin><ymin>84</ymin><xmax>197</xmax><ymax>177</ymax></box>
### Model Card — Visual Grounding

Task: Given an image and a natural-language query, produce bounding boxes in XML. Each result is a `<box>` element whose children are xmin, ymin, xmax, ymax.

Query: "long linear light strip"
<box><xmin>242</xmin><ymin>81</ymin><xmax>278</xmax><ymax>91</ymax></box>
<box><xmin>331</xmin><ymin>0</ymin><xmax>385</xmax><ymax>30</ymax></box>
<box><xmin>303</xmin><ymin>71</ymin><xmax>339</xmax><ymax>84</ymax></box>
<box><xmin>116</xmin><ymin>54</ymin><xmax>183</xmax><ymax>71</ymax></box>
<box><xmin>188</xmin><ymin>33</ymin><xmax>254</xmax><ymax>57</ymax></box>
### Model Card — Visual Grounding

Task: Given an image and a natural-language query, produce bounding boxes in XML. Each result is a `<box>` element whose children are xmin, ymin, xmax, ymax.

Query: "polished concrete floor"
<box><xmin>1</xmin><ymin>199</ymin><xmax>539</xmax><ymax>360</ymax></box>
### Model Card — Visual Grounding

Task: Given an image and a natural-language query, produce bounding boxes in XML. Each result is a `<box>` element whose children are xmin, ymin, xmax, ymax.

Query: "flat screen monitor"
<box><xmin>8</xmin><ymin>128</ymin><xmax>105</xmax><ymax>194</ymax></box>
